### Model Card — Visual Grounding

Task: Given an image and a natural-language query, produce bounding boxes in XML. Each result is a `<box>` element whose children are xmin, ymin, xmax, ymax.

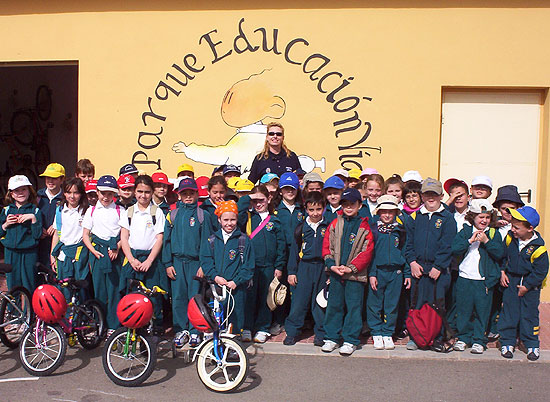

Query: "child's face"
<box><xmin>325</xmin><ymin>188</ymin><xmax>343</xmax><ymax>207</ymax></box>
<box><xmin>306</xmin><ymin>181</ymin><xmax>322</xmax><ymax>193</ymax></box>
<box><xmin>405</xmin><ymin>192</ymin><xmax>421</xmax><ymax>209</ymax></box>
<box><xmin>219</xmin><ymin>212</ymin><xmax>238</xmax><ymax>233</ymax></box>
<box><xmin>450</xmin><ymin>185</ymin><xmax>468</xmax><ymax>211</ymax></box>
<box><xmin>251</xmin><ymin>192</ymin><xmax>269</xmax><ymax>213</ymax></box>
<box><xmin>358</xmin><ymin>187</ymin><xmax>368</xmax><ymax>201</ymax></box>
<box><xmin>511</xmin><ymin>218</ymin><xmax>534</xmax><ymax>241</ymax></box>
<box><xmin>179</xmin><ymin>189</ymin><xmax>199</xmax><ymax>204</ymax></box>
<box><xmin>385</xmin><ymin>184</ymin><xmax>403</xmax><ymax>202</ymax></box>
<box><xmin>135</xmin><ymin>183</ymin><xmax>153</xmax><ymax>207</ymax></box>
<box><xmin>11</xmin><ymin>186</ymin><xmax>30</xmax><ymax>205</ymax></box>
<box><xmin>421</xmin><ymin>191</ymin><xmax>442</xmax><ymax>212</ymax></box>
<box><xmin>281</xmin><ymin>186</ymin><xmax>297</xmax><ymax>203</ymax></box>
<box><xmin>153</xmin><ymin>183</ymin><xmax>168</xmax><ymax>199</ymax></box>
<box><xmin>45</xmin><ymin>176</ymin><xmax>63</xmax><ymax>193</ymax></box>
<box><xmin>209</xmin><ymin>184</ymin><xmax>226</xmax><ymax>204</ymax></box>
<box><xmin>224</xmin><ymin>172</ymin><xmax>240</xmax><ymax>181</ymax></box>
<box><xmin>64</xmin><ymin>184</ymin><xmax>82</xmax><ymax>209</ymax></box>
<box><xmin>497</xmin><ymin>202</ymin><xmax>518</xmax><ymax>223</ymax></box>
<box><xmin>378</xmin><ymin>209</ymin><xmax>398</xmax><ymax>224</ymax></box>
<box><xmin>366</xmin><ymin>180</ymin><xmax>382</xmax><ymax>203</ymax></box>
<box><xmin>119</xmin><ymin>187</ymin><xmax>135</xmax><ymax>201</ymax></box>
<box><xmin>305</xmin><ymin>203</ymin><xmax>324</xmax><ymax>223</ymax></box>
<box><xmin>341</xmin><ymin>200</ymin><xmax>361</xmax><ymax>217</ymax></box>
<box><xmin>471</xmin><ymin>185</ymin><xmax>491</xmax><ymax>199</ymax></box>
<box><xmin>98</xmin><ymin>190</ymin><xmax>116</xmax><ymax>207</ymax></box>
<box><xmin>76</xmin><ymin>172</ymin><xmax>94</xmax><ymax>184</ymax></box>
<box><xmin>348</xmin><ymin>178</ymin><xmax>359</xmax><ymax>188</ymax></box>
<box><xmin>87</xmin><ymin>191</ymin><xmax>98</xmax><ymax>206</ymax></box>
<box><xmin>177</xmin><ymin>170</ymin><xmax>194</xmax><ymax>179</ymax></box>
<box><xmin>473</xmin><ymin>212</ymin><xmax>491</xmax><ymax>231</ymax></box>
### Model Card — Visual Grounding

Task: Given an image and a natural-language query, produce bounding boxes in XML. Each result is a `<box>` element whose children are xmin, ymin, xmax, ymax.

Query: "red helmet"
<box><xmin>187</xmin><ymin>295</ymin><xmax>218</xmax><ymax>333</ymax></box>
<box><xmin>32</xmin><ymin>285</ymin><xmax>67</xmax><ymax>324</ymax></box>
<box><xmin>117</xmin><ymin>293</ymin><xmax>153</xmax><ymax>329</ymax></box>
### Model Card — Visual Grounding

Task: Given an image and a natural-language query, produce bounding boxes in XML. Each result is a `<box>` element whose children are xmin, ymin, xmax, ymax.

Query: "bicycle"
<box><xmin>186</xmin><ymin>276</ymin><xmax>249</xmax><ymax>393</ymax></box>
<box><xmin>102</xmin><ymin>279</ymin><xmax>168</xmax><ymax>387</ymax></box>
<box><xmin>19</xmin><ymin>264</ymin><xmax>106</xmax><ymax>376</ymax></box>
<box><xmin>0</xmin><ymin>263</ymin><xmax>33</xmax><ymax>348</ymax></box>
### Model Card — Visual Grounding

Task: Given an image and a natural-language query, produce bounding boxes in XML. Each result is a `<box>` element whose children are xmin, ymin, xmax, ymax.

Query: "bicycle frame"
<box><xmin>0</xmin><ymin>291</ymin><xmax>26</xmax><ymax>328</ymax></box>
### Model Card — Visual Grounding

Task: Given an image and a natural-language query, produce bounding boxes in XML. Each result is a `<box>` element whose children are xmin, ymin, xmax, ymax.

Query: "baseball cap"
<box><xmin>348</xmin><ymin>168</ymin><xmax>361</xmax><ymax>180</ymax></box>
<box><xmin>119</xmin><ymin>164</ymin><xmax>138</xmax><ymax>176</ymax></box>
<box><xmin>151</xmin><ymin>171</ymin><xmax>174</xmax><ymax>189</ymax></box>
<box><xmin>509</xmin><ymin>206</ymin><xmax>540</xmax><ymax>228</ymax></box>
<box><xmin>8</xmin><ymin>175</ymin><xmax>32</xmax><ymax>190</ymax></box>
<box><xmin>360</xmin><ymin>168</ymin><xmax>379</xmax><ymax>178</ymax></box>
<box><xmin>235</xmin><ymin>179</ymin><xmax>254</xmax><ymax>192</ymax></box>
<box><xmin>96</xmin><ymin>175</ymin><xmax>118</xmax><ymax>192</ymax></box>
<box><xmin>177</xmin><ymin>163</ymin><xmax>194</xmax><ymax>175</ymax></box>
<box><xmin>340</xmin><ymin>188</ymin><xmax>362</xmax><ymax>204</ymax></box>
<box><xmin>195</xmin><ymin>176</ymin><xmax>210</xmax><ymax>198</ymax></box>
<box><xmin>373</xmin><ymin>194</ymin><xmax>400</xmax><ymax>215</ymax></box>
<box><xmin>227</xmin><ymin>176</ymin><xmax>240</xmax><ymax>190</ymax></box>
<box><xmin>40</xmin><ymin>163</ymin><xmax>65</xmax><ymax>178</ymax></box>
<box><xmin>493</xmin><ymin>185</ymin><xmax>524</xmax><ymax>208</ymax></box>
<box><xmin>472</xmin><ymin>175</ymin><xmax>493</xmax><ymax>189</ymax></box>
<box><xmin>443</xmin><ymin>178</ymin><xmax>468</xmax><ymax>194</ymax></box>
<box><xmin>212</xmin><ymin>165</ymin><xmax>225</xmax><ymax>175</ymax></box>
<box><xmin>469</xmin><ymin>198</ymin><xmax>493</xmax><ymax>214</ymax></box>
<box><xmin>117</xmin><ymin>174</ymin><xmax>135</xmax><ymax>189</ymax></box>
<box><xmin>333</xmin><ymin>168</ymin><xmax>349</xmax><ymax>178</ymax></box>
<box><xmin>303</xmin><ymin>172</ymin><xmax>323</xmax><ymax>185</ymax></box>
<box><xmin>223</xmin><ymin>164</ymin><xmax>241</xmax><ymax>175</ymax></box>
<box><xmin>280</xmin><ymin>172</ymin><xmax>300</xmax><ymax>190</ymax></box>
<box><xmin>402</xmin><ymin>170</ymin><xmax>422</xmax><ymax>183</ymax></box>
<box><xmin>324</xmin><ymin>176</ymin><xmax>345</xmax><ymax>190</ymax></box>
<box><xmin>177</xmin><ymin>177</ymin><xmax>198</xmax><ymax>193</ymax></box>
<box><xmin>260</xmin><ymin>173</ymin><xmax>279</xmax><ymax>184</ymax></box>
<box><xmin>421</xmin><ymin>177</ymin><xmax>443</xmax><ymax>195</ymax></box>
<box><xmin>85</xmin><ymin>179</ymin><xmax>97</xmax><ymax>193</ymax></box>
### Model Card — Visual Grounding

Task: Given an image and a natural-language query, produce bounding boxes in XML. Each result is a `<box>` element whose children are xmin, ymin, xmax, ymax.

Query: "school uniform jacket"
<box><xmin>276</xmin><ymin>201</ymin><xmax>305</xmax><ymax>249</ymax></box>
<box><xmin>288</xmin><ymin>218</ymin><xmax>329</xmax><ymax>276</ymax></box>
<box><xmin>0</xmin><ymin>203</ymin><xmax>43</xmax><ymax>249</ymax></box>
<box><xmin>368</xmin><ymin>215</ymin><xmax>410</xmax><ymax>278</ymax></box>
<box><xmin>502</xmin><ymin>231</ymin><xmax>549</xmax><ymax>290</ymax></box>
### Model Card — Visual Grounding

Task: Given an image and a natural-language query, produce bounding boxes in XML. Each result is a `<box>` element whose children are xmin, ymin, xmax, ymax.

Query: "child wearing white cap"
<box><xmin>471</xmin><ymin>176</ymin><xmax>493</xmax><ymax>199</ymax></box>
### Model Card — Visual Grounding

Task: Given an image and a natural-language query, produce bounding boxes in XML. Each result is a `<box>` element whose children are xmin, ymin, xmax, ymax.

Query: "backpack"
<box><xmin>166</xmin><ymin>206</ymin><xmax>204</xmax><ymax>227</ymax></box>
<box><xmin>208</xmin><ymin>233</ymin><xmax>246</xmax><ymax>263</ymax></box>
<box><xmin>127</xmin><ymin>204</ymin><xmax>158</xmax><ymax>226</ymax></box>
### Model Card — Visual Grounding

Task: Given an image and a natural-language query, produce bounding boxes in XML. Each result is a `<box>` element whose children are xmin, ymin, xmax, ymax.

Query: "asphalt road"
<box><xmin>1</xmin><ymin>342</ymin><xmax>550</xmax><ymax>402</ymax></box>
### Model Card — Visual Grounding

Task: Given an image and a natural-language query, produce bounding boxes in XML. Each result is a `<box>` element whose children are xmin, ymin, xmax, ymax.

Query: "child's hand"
<box><xmin>91</xmin><ymin>249</ymin><xmax>104</xmax><ymax>260</ymax></box>
<box><xmin>46</xmin><ymin>225</ymin><xmax>56</xmax><ymax>237</ymax></box>
<box><xmin>41</xmin><ymin>227</ymin><xmax>48</xmax><ymax>239</ymax></box>
<box><xmin>50</xmin><ymin>257</ymin><xmax>57</xmax><ymax>273</ymax></box>
<box><xmin>226</xmin><ymin>280</ymin><xmax>237</xmax><ymax>290</ymax></box>
<box><xmin>369</xmin><ymin>276</ymin><xmax>378</xmax><ymax>291</ymax></box>
<box><xmin>476</xmin><ymin>231</ymin><xmax>489</xmax><ymax>244</ymax></box>
<box><xmin>410</xmin><ymin>261</ymin><xmax>423</xmax><ymax>278</ymax></box>
<box><xmin>3</xmin><ymin>214</ymin><xmax>19</xmax><ymax>228</ymax></box>
<box><xmin>17</xmin><ymin>214</ymin><xmax>37</xmax><ymax>225</ymax></box>
<box><xmin>428</xmin><ymin>267</ymin><xmax>441</xmax><ymax>280</ymax></box>
<box><xmin>500</xmin><ymin>271</ymin><xmax>509</xmax><ymax>287</ymax></box>
<box><xmin>108</xmin><ymin>249</ymin><xmax>118</xmax><ymax>261</ymax></box>
<box><xmin>196</xmin><ymin>267</ymin><xmax>204</xmax><ymax>278</ymax></box>
<box><xmin>340</xmin><ymin>266</ymin><xmax>352</xmax><ymax>274</ymax></box>
<box><xmin>517</xmin><ymin>285</ymin><xmax>528</xmax><ymax>297</ymax></box>
<box><xmin>288</xmin><ymin>275</ymin><xmax>297</xmax><ymax>286</ymax></box>
<box><xmin>274</xmin><ymin>269</ymin><xmax>283</xmax><ymax>279</ymax></box>
<box><xmin>166</xmin><ymin>266</ymin><xmax>176</xmax><ymax>280</ymax></box>
<box><xmin>496</xmin><ymin>219</ymin><xmax>509</xmax><ymax>228</ymax></box>
<box><xmin>330</xmin><ymin>265</ymin><xmax>343</xmax><ymax>276</ymax></box>
<box><xmin>215</xmin><ymin>276</ymin><xmax>228</xmax><ymax>286</ymax></box>
<box><xmin>468</xmin><ymin>232</ymin><xmax>479</xmax><ymax>244</ymax></box>
<box><xmin>249</xmin><ymin>192</ymin><xmax>263</xmax><ymax>200</ymax></box>
<box><xmin>130</xmin><ymin>258</ymin><xmax>141</xmax><ymax>271</ymax></box>
<box><xmin>404</xmin><ymin>277</ymin><xmax>411</xmax><ymax>289</ymax></box>
<box><xmin>140</xmin><ymin>259</ymin><xmax>153</xmax><ymax>272</ymax></box>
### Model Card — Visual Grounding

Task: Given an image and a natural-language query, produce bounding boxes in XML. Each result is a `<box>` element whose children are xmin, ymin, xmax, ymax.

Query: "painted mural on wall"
<box><xmin>132</xmin><ymin>18</ymin><xmax>381</xmax><ymax>176</ymax></box>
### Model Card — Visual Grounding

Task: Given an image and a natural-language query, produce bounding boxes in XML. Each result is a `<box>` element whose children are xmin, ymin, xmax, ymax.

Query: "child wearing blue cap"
<box><xmin>321</xmin><ymin>187</ymin><xmax>374</xmax><ymax>356</ymax></box>
<box><xmin>499</xmin><ymin>206</ymin><xmax>548</xmax><ymax>361</ymax></box>
<box><xmin>323</xmin><ymin>176</ymin><xmax>345</xmax><ymax>224</ymax></box>
<box><xmin>82</xmin><ymin>175</ymin><xmax>123</xmax><ymax>332</ymax></box>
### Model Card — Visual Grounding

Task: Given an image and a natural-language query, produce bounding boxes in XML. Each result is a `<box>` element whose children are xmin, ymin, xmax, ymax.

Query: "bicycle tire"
<box><xmin>196</xmin><ymin>336</ymin><xmax>249</xmax><ymax>393</ymax></box>
<box><xmin>36</xmin><ymin>85</ymin><xmax>52</xmax><ymax>121</ymax></box>
<box><xmin>75</xmin><ymin>299</ymin><xmax>106</xmax><ymax>350</ymax></box>
<box><xmin>10</xmin><ymin>110</ymin><xmax>34</xmax><ymax>147</ymax></box>
<box><xmin>0</xmin><ymin>286</ymin><xmax>33</xmax><ymax>349</ymax></box>
<box><xmin>19</xmin><ymin>323</ymin><xmax>66</xmax><ymax>376</ymax></box>
<box><xmin>102</xmin><ymin>327</ymin><xmax>157</xmax><ymax>387</ymax></box>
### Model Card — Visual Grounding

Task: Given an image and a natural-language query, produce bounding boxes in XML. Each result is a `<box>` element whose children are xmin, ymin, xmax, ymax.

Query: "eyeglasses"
<box><xmin>267</xmin><ymin>132</ymin><xmax>283</xmax><ymax>137</ymax></box>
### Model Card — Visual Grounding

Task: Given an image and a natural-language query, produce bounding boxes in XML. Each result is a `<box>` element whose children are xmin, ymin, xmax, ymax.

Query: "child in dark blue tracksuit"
<box><xmin>200</xmin><ymin>175</ymin><xmax>227</xmax><ymax>232</ymax></box>
<box><xmin>323</xmin><ymin>176</ymin><xmax>345</xmax><ymax>224</ymax></box>
<box><xmin>283</xmin><ymin>192</ymin><xmax>328</xmax><ymax>346</ymax></box>
<box><xmin>404</xmin><ymin>178</ymin><xmax>456</xmax><ymax>350</ymax></box>
<box><xmin>200</xmin><ymin>201</ymin><xmax>255</xmax><ymax>335</ymax></box>
<box><xmin>499</xmin><ymin>206</ymin><xmax>548</xmax><ymax>361</ymax></box>
<box><xmin>367</xmin><ymin>195</ymin><xmax>411</xmax><ymax>350</ymax></box>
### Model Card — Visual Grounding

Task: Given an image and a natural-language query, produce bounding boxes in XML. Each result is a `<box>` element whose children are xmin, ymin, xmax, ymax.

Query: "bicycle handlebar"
<box><xmin>193</xmin><ymin>276</ymin><xmax>227</xmax><ymax>302</ymax></box>
<box><xmin>127</xmin><ymin>279</ymin><xmax>167</xmax><ymax>297</ymax></box>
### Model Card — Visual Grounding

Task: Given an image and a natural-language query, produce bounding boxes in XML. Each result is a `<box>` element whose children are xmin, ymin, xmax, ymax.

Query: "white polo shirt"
<box><xmin>119</xmin><ymin>204</ymin><xmax>165</xmax><ymax>251</ymax></box>
<box><xmin>52</xmin><ymin>206</ymin><xmax>84</xmax><ymax>246</ymax></box>
<box><xmin>82</xmin><ymin>202</ymin><xmax>122</xmax><ymax>241</ymax></box>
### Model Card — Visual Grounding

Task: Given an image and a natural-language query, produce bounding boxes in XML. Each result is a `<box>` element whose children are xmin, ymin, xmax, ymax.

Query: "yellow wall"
<box><xmin>2</xmin><ymin>2</ymin><xmax>550</xmax><ymax>299</ymax></box>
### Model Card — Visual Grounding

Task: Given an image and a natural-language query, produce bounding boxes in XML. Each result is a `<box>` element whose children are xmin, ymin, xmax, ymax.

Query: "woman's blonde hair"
<box><xmin>258</xmin><ymin>122</ymin><xmax>291</xmax><ymax>160</ymax></box>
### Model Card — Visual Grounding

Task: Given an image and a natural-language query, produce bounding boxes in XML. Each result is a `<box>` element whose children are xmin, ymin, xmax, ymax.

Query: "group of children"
<box><xmin>0</xmin><ymin>159</ymin><xmax>547</xmax><ymax>360</ymax></box>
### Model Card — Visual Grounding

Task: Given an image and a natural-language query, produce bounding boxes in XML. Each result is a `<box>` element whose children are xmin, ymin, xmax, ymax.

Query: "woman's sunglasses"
<box><xmin>267</xmin><ymin>131</ymin><xmax>283</xmax><ymax>137</ymax></box>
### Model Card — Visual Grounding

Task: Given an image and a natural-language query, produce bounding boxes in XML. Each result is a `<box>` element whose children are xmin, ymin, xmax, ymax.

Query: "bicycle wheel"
<box><xmin>10</xmin><ymin>110</ymin><xmax>34</xmax><ymax>147</ymax></box>
<box><xmin>196</xmin><ymin>336</ymin><xmax>249</xmax><ymax>393</ymax></box>
<box><xmin>0</xmin><ymin>286</ymin><xmax>33</xmax><ymax>348</ymax></box>
<box><xmin>102</xmin><ymin>327</ymin><xmax>157</xmax><ymax>387</ymax></box>
<box><xmin>36</xmin><ymin>85</ymin><xmax>52</xmax><ymax>121</ymax></box>
<box><xmin>19</xmin><ymin>322</ymin><xmax>67</xmax><ymax>376</ymax></box>
<box><xmin>75</xmin><ymin>299</ymin><xmax>106</xmax><ymax>350</ymax></box>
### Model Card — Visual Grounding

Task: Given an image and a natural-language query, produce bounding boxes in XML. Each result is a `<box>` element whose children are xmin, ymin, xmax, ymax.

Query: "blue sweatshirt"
<box><xmin>369</xmin><ymin>215</ymin><xmax>410</xmax><ymax>278</ymax></box>
<box><xmin>288</xmin><ymin>218</ymin><xmax>328</xmax><ymax>275</ymax></box>
<box><xmin>502</xmin><ymin>231</ymin><xmax>549</xmax><ymax>290</ymax></box>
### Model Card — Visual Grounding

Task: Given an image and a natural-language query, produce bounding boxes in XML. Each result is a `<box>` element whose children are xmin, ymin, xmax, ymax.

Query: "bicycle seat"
<box><xmin>0</xmin><ymin>263</ymin><xmax>13</xmax><ymax>273</ymax></box>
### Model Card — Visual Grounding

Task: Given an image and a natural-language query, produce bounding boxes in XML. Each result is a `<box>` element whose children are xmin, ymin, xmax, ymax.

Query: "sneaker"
<box><xmin>395</xmin><ymin>329</ymin><xmax>409</xmax><ymax>340</ymax></box>
<box><xmin>373</xmin><ymin>335</ymin><xmax>384</xmax><ymax>350</ymax></box>
<box><xmin>527</xmin><ymin>347</ymin><xmax>540</xmax><ymax>361</ymax></box>
<box><xmin>321</xmin><ymin>340</ymin><xmax>339</xmax><ymax>353</ymax></box>
<box><xmin>454</xmin><ymin>340</ymin><xmax>467</xmax><ymax>352</ymax></box>
<box><xmin>501</xmin><ymin>345</ymin><xmax>514</xmax><ymax>359</ymax></box>
<box><xmin>189</xmin><ymin>334</ymin><xmax>201</xmax><ymax>347</ymax></box>
<box><xmin>241</xmin><ymin>330</ymin><xmax>252</xmax><ymax>342</ymax></box>
<box><xmin>174</xmin><ymin>330</ymin><xmax>190</xmax><ymax>348</ymax></box>
<box><xmin>269</xmin><ymin>323</ymin><xmax>284</xmax><ymax>336</ymax></box>
<box><xmin>283</xmin><ymin>336</ymin><xmax>296</xmax><ymax>346</ymax></box>
<box><xmin>313</xmin><ymin>337</ymin><xmax>324</xmax><ymax>347</ymax></box>
<box><xmin>471</xmin><ymin>343</ymin><xmax>484</xmax><ymax>354</ymax></box>
<box><xmin>253</xmin><ymin>331</ymin><xmax>270</xmax><ymax>343</ymax></box>
<box><xmin>339</xmin><ymin>342</ymin><xmax>357</xmax><ymax>356</ymax></box>
<box><xmin>406</xmin><ymin>339</ymin><xmax>418</xmax><ymax>350</ymax></box>
<box><xmin>487</xmin><ymin>332</ymin><xmax>500</xmax><ymax>341</ymax></box>
<box><xmin>383</xmin><ymin>336</ymin><xmax>395</xmax><ymax>350</ymax></box>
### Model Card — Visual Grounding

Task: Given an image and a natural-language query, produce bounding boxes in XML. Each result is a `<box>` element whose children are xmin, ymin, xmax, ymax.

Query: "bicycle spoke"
<box><xmin>222</xmin><ymin>367</ymin><xmax>231</xmax><ymax>384</ymax></box>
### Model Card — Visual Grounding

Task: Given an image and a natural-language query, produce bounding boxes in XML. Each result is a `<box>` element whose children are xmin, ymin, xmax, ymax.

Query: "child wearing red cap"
<box><xmin>151</xmin><ymin>171</ymin><xmax>172</xmax><ymax>216</ymax></box>
<box><xmin>116</xmin><ymin>174</ymin><xmax>136</xmax><ymax>210</ymax></box>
